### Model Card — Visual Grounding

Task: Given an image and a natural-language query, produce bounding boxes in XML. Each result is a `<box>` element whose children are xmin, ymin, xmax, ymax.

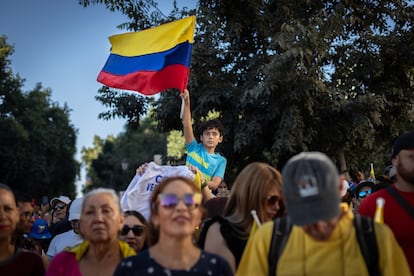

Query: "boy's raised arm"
<box><xmin>180</xmin><ymin>89</ymin><xmax>195</xmax><ymax>144</ymax></box>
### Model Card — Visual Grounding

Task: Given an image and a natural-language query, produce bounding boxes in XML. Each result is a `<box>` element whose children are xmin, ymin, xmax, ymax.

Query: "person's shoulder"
<box><xmin>51</xmin><ymin>249</ymin><xmax>74</xmax><ymax>261</ymax></box>
<box><xmin>202</xmin><ymin>216</ymin><xmax>227</xmax><ymax>237</ymax></box>
<box><xmin>358</xmin><ymin>188</ymin><xmax>389</xmax><ymax>215</ymax></box>
<box><xmin>361</xmin><ymin>189</ymin><xmax>389</xmax><ymax>205</ymax></box>
<box><xmin>115</xmin><ymin>250</ymin><xmax>150</xmax><ymax>273</ymax></box>
<box><xmin>198</xmin><ymin>250</ymin><xmax>233</xmax><ymax>272</ymax></box>
<box><xmin>203</xmin><ymin>215</ymin><xmax>227</xmax><ymax>226</ymax></box>
<box><xmin>254</xmin><ymin>220</ymin><xmax>276</xmax><ymax>238</ymax></box>
<box><xmin>363</xmin><ymin>188</ymin><xmax>388</xmax><ymax>205</ymax></box>
<box><xmin>186</xmin><ymin>138</ymin><xmax>198</xmax><ymax>147</ymax></box>
<box><xmin>51</xmin><ymin>230</ymin><xmax>68</xmax><ymax>240</ymax></box>
<box><xmin>16</xmin><ymin>249</ymin><xmax>43</xmax><ymax>260</ymax></box>
<box><xmin>199</xmin><ymin>216</ymin><xmax>224</xmax><ymax>248</ymax></box>
<box><xmin>200</xmin><ymin>250</ymin><xmax>228</xmax><ymax>262</ymax></box>
<box><xmin>11</xmin><ymin>250</ymin><xmax>45</xmax><ymax>275</ymax></box>
<box><xmin>119</xmin><ymin>249</ymin><xmax>150</xmax><ymax>264</ymax></box>
<box><xmin>373</xmin><ymin>220</ymin><xmax>394</xmax><ymax>236</ymax></box>
<box><xmin>215</xmin><ymin>152</ymin><xmax>227</xmax><ymax>160</ymax></box>
<box><xmin>14</xmin><ymin>249</ymin><xmax>44</xmax><ymax>267</ymax></box>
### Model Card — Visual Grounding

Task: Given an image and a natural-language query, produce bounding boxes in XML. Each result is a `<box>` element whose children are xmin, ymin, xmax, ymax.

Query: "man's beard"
<box><xmin>397</xmin><ymin>162</ymin><xmax>414</xmax><ymax>185</ymax></box>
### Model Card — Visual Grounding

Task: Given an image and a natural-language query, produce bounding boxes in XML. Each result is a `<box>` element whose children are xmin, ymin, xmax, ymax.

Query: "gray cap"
<box><xmin>282</xmin><ymin>152</ymin><xmax>340</xmax><ymax>226</ymax></box>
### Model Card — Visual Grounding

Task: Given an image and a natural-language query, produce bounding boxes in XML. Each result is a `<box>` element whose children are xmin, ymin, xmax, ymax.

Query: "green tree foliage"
<box><xmin>0</xmin><ymin>35</ymin><xmax>79</xmax><ymax>199</ymax></box>
<box><xmin>81</xmin><ymin>0</ymin><xmax>414</xmax><ymax>183</ymax></box>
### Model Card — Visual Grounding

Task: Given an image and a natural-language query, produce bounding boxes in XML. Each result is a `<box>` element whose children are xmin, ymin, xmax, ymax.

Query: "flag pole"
<box><xmin>250</xmin><ymin>210</ymin><xmax>262</xmax><ymax>227</ymax></box>
<box><xmin>180</xmin><ymin>96</ymin><xmax>185</xmax><ymax>119</ymax></box>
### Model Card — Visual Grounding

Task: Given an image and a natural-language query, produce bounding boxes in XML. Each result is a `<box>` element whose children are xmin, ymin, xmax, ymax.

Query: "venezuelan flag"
<box><xmin>97</xmin><ymin>16</ymin><xmax>196</xmax><ymax>95</ymax></box>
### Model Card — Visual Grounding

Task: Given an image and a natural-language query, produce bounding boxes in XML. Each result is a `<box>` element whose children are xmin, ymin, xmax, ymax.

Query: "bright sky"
<box><xmin>0</xmin><ymin>0</ymin><xmax>194</xmax><ymax>196</ymax></box>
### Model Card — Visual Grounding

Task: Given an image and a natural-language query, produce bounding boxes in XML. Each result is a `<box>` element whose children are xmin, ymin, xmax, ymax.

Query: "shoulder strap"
<box><xmin>386</xmin><ymin>185</ymin><xmax>414</xmax><ymax>220</ymax></box>
<box><xmin>197</xmin><ymin>215</ymin><xmax>223</xmax><ymax>248</ymax></box>
<box><xmin>268</xmin><ymin>217</ymin><xmax>292</xmax><ymax>276</ymax></box>
<box><xmin>353</xmin><ymin>214</ymin><xmax>379</xmax><ymax>276</ymax></box>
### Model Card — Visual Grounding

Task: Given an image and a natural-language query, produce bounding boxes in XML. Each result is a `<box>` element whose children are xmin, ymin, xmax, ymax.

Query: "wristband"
<box><xmin>201</xmin><ymin>181</ymin><xmax>208</xmax><ymax>190</ymax></box>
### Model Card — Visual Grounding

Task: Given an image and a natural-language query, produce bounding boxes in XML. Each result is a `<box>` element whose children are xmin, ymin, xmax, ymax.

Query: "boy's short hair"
<box><xmin>198</xmin><ymin>119</ymin><xmax>224</xmax><ymax>136</ymax></box>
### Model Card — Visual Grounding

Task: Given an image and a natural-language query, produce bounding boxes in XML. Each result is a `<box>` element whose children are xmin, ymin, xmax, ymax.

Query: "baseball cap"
<box><xmin>391</xmin><ymin>131</ymin><xmax>414</xmax><ymax>158</ymax></box>
<box><xmin>50</xmin><ymin>195</ymin><xmax>71</xmax><ymax>208</ymax></box>
<box><xmin>282</xmin><ymin>152</ymin><xmax>340</xmax><ymax>226</ymax></box>
<box><xmin>68</xmin><ymin>197</ymin><xmax>83</xmax><ymax>221</ymax></box>
<box><xmin>29</xmin><ymin>218</ymin><xmax>52</xmax><ymax>239</ymax></box>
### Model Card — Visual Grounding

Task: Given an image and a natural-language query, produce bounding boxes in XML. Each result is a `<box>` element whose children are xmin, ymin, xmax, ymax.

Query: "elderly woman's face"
<box><xmin>80</xmin><ymin>193</ymin><xmax>124</xmax><ymax>243</ymax></box>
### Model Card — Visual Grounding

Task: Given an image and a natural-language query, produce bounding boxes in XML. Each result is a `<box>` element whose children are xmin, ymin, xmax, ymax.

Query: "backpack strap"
<box><xmin>386</xmin><ymin>185</ymin><xmax>414</xmax><ymax>220</ymax></box>
<box><xmin>268</xmin><ymin>217</ymin><xmax>292</xmax><ymax>276</ymax></box>
<box><xmin>353</xmin><ymin>214</ymin><xmax>379</xmax><ymax>276</ymax></box>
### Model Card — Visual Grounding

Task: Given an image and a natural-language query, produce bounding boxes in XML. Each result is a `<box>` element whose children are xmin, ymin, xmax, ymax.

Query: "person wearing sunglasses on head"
<box><xmin>198</xmin><ymin>162</ymin><xmax>283</xmax><ymax>273</ymax></box>
<box><xmin>119</xmin><ymin>210</ymin><xmax>148</xmax><ymax>253</ymax></box>
<box><xmin>351</xmin><ymin>181</ymin><xmax>374</xmax><ymax>212</ymax></box>
<box><xmin>114</xmin><ymin>176</ymin><xmax>233</xmax><ymax>276</ymax></box>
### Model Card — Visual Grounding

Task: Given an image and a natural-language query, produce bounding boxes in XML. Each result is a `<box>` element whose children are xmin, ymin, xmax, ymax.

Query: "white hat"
<box><xmin>68</xmin><ymin>197</ymin><xmax>83</xmax><ymax>221</ymax></box>
<box><xmin>50</xmin><ymin>196</ymin><xmax>71</xmax><ymax>208</ymax></box>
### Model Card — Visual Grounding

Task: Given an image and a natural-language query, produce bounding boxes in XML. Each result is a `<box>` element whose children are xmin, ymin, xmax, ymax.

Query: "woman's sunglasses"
<box><xmin>267</xmin><ymin>195</ymin><xmax>280</xmax><ymax>205</ymax></box>
<box><xmin>121</xmin><ymin>225</ymin><xmax>145</xmax><ymax>236</ymax></box>
<box><xmin>158</xmin><ymin>193</ymin><xmax>202</xmax><ymax>209</ymax></box>
<box><xmin>358</xmin><ymin>190</ymin><xmax>372</xmax><ymax>199</ymax></box>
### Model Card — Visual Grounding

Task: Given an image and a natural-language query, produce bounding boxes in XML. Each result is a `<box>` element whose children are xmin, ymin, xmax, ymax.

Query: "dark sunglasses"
<box><xmin>267</xmin><ymin>195</ymin><xmax>280</xmax><ymax>205</ymax></box>
<box><xmin>54</xmin><ymin>204</ymin><xmax>66</xmax><ymax>210</ymax></box>
<box><xmin>121</xmin><ymin>225</ymin><xmax>145</xmax><ymax>236</ymax></box>
<box><xmin>158</xmin><ymin>193</ymin><xmax>202</xmax><ymax>209</ymax></box>
<box><xmin>358</xmin><ymin>190</ymin><xmax>372</xmax><ymax>199</ymax></box>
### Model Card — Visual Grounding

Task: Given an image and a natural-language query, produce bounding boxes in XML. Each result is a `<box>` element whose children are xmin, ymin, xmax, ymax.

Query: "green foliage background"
<box><xmin>0</xmin><ymin>36</ymin><xmax>79</xmax><ymax>199</ymax></box>
<box><xmin>3</xmin><ymin>1</ymin><xmax>413</xmax><ymax>195</ymax></box>
<box><xmin>80</xmin><ymin>0</ymin><xmax>414</xmax><ymax>186</ymax></box>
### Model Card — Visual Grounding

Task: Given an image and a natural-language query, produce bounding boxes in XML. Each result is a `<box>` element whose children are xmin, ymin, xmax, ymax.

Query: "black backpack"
<box><xmin>268</xmin><ymin>214</ymin><xmax>379</xmax><ymax>276</ymax></box>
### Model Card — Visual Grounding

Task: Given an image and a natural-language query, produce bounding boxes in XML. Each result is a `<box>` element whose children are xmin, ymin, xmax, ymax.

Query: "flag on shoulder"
<box><xmin>97</xmin><ymin>16</ymin><xmax>196</xmax><ymax>95</ymax></box>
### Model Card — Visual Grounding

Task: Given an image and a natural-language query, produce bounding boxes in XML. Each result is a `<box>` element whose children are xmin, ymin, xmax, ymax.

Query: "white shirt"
<box><xmin>120</xmin><ymin>162</ymin><xmax>195</xmax><ymax>220</ymax></box>
<box><xmin>46</xmin><ymin>230</ymin><xmax>83</xmax><ymax>258</ymax></box>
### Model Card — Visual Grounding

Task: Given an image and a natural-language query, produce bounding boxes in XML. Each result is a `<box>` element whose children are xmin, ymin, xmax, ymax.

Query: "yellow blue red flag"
<box><xmin>97</xmin><ymin>16</ymin><xmax>196</xmax><ymax>95</ymax></box>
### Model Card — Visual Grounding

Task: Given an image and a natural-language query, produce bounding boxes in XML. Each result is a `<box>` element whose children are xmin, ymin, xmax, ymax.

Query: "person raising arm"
<box><xmin>180</xmin><ymin>89</ymin><xmax>227</xmax><ymax>199</ymax></box>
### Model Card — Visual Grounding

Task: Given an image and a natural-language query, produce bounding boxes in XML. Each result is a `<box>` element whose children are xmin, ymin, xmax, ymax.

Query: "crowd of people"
<box><xmin>1</xmin><ymin>88</ymin><xmax>413</xmax><ymax>276</ymax></box>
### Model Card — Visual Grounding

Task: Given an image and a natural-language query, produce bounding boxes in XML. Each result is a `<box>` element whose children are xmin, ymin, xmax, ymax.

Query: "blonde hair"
<box><xmin>224</xmin><ymin>162</ymin><xmax>282</xmax><ymax>238</ymax></box>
